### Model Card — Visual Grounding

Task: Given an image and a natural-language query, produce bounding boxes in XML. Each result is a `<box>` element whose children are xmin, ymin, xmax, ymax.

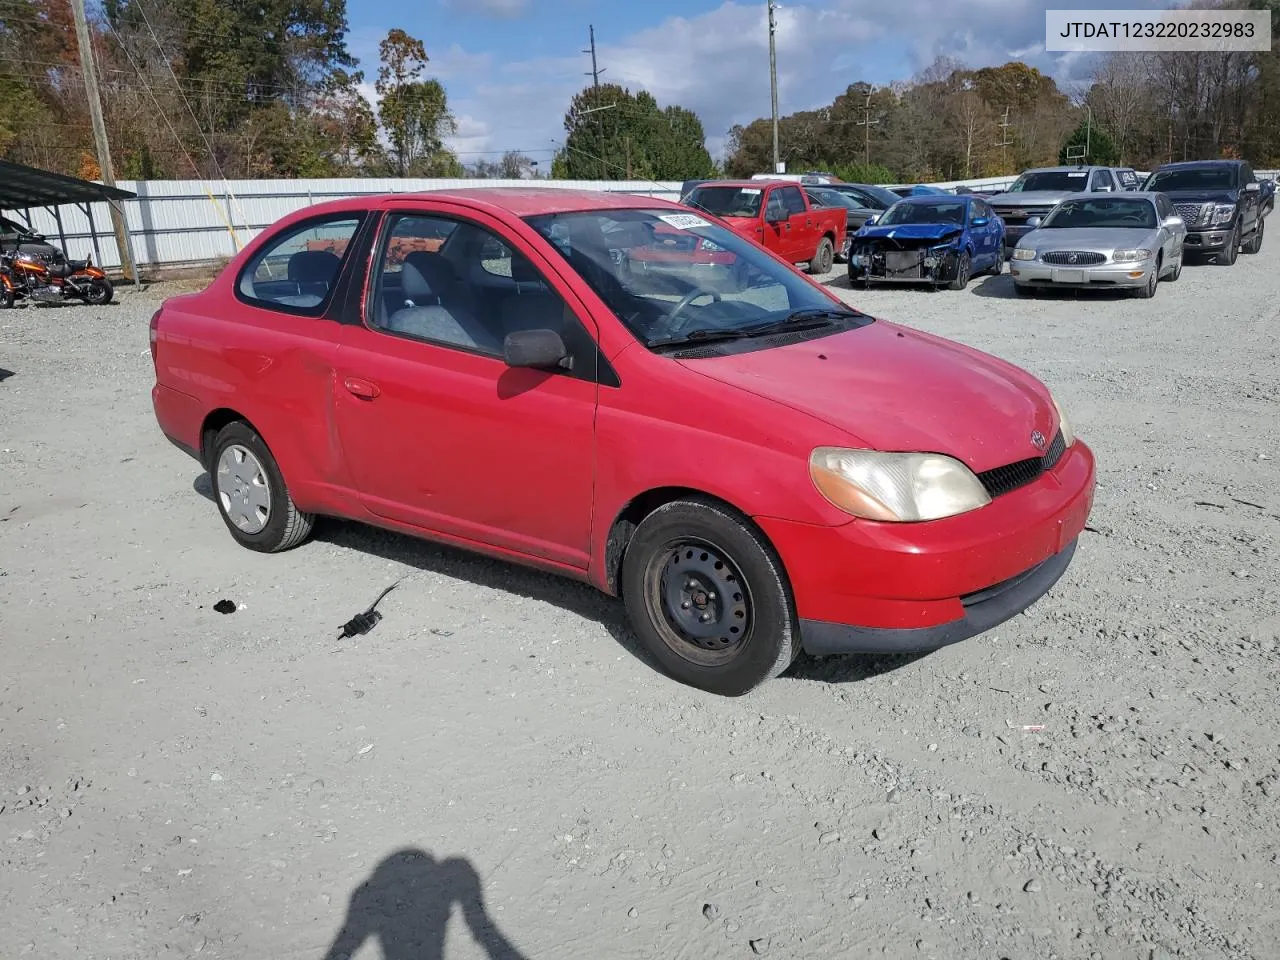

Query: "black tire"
<box><xmin>621</xmin><ymin>498</ymin><xmax>800</xmax><ymax>696</ymax></box>
<box><xmin>1165</xmin><ymin>250</ymin><xmax>1182</xmax><ymax>281</ymax></box>
<box><xmin>209</xmin><ymin>421</ymin><xmax>315</xmax><ymax>553</ymax></box>
<box><xmin>1217</xmin><ymin>223</ymin><xmax>1239</xmax><ymax>265</ymax></box>
<box><xmin>984</xmin><ymin>256</ymin><xmax>1003</xmax><ymax>276</ymax></box>
<box><xmin>848</xmin><ymin>268</ymin><xmax>868</xmax><ymax>289</ymax></box>
<box><xmin>808</xmin><ymin>237</ymin><xmax>835</xmax><ymax>275</ymax></box>
<box><xmin>947</xmin><ymin>250</ymin><xmax>971</xmax><ymax>290</ymax></box>
<box><xmin>1133</xmin><ymin>259</ymin><xmax>1159</xmax><ymax>298</ymax></box>
<box><xmin>0</xmin><ymin>284</ymin><xmax>13</xmax><ymax>309</ymax></box>
<box><xmin>1244</xmin><ymin>216</ymin><xmax>1264</xmax><ymax>254</ymax></box>
<box><xmin>82</xmin><ymin>277</ymin><xmax>113</xmax><ymax>305</ymax></box>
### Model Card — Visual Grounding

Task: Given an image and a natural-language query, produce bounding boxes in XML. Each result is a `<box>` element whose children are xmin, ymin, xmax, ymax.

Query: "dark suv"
<box><xmin>1141</xmin><ymin>160</ymin><xmax>1266</xmax><ymax>265</ymax></box>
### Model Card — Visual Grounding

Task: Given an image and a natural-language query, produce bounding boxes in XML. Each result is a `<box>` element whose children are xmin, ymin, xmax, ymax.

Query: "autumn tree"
<box><xmin>375</xmin><ymin>28</ymin><xmax>460</xmax><ymax>176</ymax></box>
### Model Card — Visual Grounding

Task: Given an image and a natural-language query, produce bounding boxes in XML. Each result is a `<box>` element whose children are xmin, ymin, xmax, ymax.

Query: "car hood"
<box><xmin>719</xmin><ymin>215</ymin><xmax>762</xmax><ymax>232</ymax></box>
<box><xmin>855</xmin><ymin>223</ymin><xmax>964</xmax><ymax>241</ymax></box>
<box><xmin>1154</xmin><ymin>189</ymin><xmax>1238</xmax><ymax>204</ymax></box>
<box><xmin>1023</xmin><ymin>226</ymin><xmax>1157</xmax><ymax>249</ymax></box>
<box><xmin>676</xmin><ymin>320</ymin><xmax>1055</xmax><ymax>472</ymax></box>
<box><xmin>987</xmin><ymin>191</ymin><xmax>1075</xmax><ymax>206</ymax></box>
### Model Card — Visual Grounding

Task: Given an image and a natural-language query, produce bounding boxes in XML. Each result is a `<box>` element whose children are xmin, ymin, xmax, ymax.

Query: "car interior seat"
<box><xmin>384</xmin><ymin>252</ymin><xmax>501</xmax><ymax>353</ymax></box>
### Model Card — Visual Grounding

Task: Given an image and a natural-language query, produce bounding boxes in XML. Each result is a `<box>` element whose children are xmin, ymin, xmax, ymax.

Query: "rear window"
<box><xmin>686</xmin><ymin>186</ymin><xmax>764</xmax><ymax>218</ymax></box>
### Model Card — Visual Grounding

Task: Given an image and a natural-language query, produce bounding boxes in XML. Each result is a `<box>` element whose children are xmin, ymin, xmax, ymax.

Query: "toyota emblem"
<box><xmin>1031</xmin><ymin>430</ymin><xmax>1047</xmax><ymax>451</ymax></box>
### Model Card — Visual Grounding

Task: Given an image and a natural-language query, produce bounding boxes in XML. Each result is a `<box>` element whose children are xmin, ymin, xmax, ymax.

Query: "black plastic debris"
<box><xmin>337</xmin><ymin>581</ymin><xmax>401</xmax><ymax>639</ymax></box>
<box><xmin>212</xmin><ymin>599</ymin><xmax>236</xmax><ymax>614</ymax></box>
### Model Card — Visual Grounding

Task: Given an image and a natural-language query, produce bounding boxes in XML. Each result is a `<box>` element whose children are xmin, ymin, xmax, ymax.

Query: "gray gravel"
<box><xmin>1</xmin><ymin>246</ymin><xmax>1278</xmax><ymax>959</ymax></box>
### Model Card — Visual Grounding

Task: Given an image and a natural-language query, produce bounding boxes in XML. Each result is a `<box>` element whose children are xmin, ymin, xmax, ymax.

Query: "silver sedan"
<box><xmin>1008</xmin><ymin>191</ymin><xmax>1187</xmax><ymax>298</ymax></box>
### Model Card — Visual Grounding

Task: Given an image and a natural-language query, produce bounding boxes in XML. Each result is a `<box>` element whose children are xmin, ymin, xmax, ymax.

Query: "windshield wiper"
<box><xmin>736</xmin><ymin>307</ymin><xmax>864</xmax><ymax>337</ymax></box>
<box><xmin>647</xmin><ymin>327</ymin><xmax>753</xmax><ymax>349</ymax></box>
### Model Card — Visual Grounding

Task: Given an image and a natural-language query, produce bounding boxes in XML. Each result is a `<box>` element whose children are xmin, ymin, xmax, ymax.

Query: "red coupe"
<box><xmin>151</xmin><ymin>188</ymin><xmax>1095</xmax><ymax>696</ymax></box>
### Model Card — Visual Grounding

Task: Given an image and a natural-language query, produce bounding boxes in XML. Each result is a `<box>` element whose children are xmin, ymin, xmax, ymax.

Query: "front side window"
<box><xmin>779</xmin><ymin>186</ymin><xmax>807</xmax><ymax>215</ymax></box>
<box><xmin>236</xmin><ymin>214</ymin><xmax>363</xmax><ymax>313</ymax></box>
<box><xmin>367</xmin><ymin>212</ymin><xmax>600</xmax><ymax>379</ymax></box>
<box><xmin>523</xmin><ymin>208</ymin><xmax>871</xmax><ymax>353</ymax></box>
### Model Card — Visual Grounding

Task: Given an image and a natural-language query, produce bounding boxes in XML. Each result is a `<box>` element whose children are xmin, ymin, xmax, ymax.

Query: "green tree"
<box><xmin>557</xmin><ymin>83</ymin><xmax>715</xmax><ymax>180</ymax></box>
<box><xmin>1059</xmin><ymin>117</ymin><xmax>1120</xmax><ymax>165</ymax></box>
<box><xmin>375</xmin><ymin>28</ymin><xmax>459</xmax><ymax>176</ymax></box>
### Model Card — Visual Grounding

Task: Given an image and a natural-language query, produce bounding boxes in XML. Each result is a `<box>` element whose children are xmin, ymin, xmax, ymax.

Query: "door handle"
<box><xmin>343</xmin><ymin>377</ymin><xmax>380</xmax><ymax>400</ymax></box>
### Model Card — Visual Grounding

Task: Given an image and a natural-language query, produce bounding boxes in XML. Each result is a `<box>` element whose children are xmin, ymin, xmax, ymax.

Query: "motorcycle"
<box><xmin>0</xmin><ymin>246</ymin><xmax>113</xmax><ymax>307</ymax></box>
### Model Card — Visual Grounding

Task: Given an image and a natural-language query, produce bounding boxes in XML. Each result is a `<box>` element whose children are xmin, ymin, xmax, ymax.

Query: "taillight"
<box><xmin>149</xmin><ymin>308</ymin><xmax>161</xmax><ymax>366</ymax></box>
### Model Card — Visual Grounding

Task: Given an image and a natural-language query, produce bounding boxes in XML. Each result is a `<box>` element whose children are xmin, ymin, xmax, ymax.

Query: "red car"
<box><xmin>150</xmin><ymin>188</ymin><xmax>1095</xmax><ymax>696</ymax></box>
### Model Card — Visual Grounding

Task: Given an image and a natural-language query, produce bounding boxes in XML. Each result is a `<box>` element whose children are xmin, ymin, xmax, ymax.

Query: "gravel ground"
<box><xmin>1</xmin><ymin>246</ymin><xmax>1278</xmax><ymax>960</ymax></box>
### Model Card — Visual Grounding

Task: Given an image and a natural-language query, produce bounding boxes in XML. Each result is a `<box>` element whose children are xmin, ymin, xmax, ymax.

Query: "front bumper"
<box><xmin>1182</xmin><ymin>226</ymin><xmax>1235</xmax><ymax>251</ymax></box>
<box><xmin>1009</xmin><ymin>258</ymin><xmax>1154</xmax><ymax>288</ymax></box>
<box><xmin>848</xmin><ymin>246</ymin><xmax>962</xmax><ymax>284</ymax></box>
<box><xmin>755</xmin><ymin>440</ymin><xmax>1095</xmax><ymax>656</ymax></box>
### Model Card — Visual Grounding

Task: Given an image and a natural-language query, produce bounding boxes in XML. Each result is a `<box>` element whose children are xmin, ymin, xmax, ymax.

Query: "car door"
<box><xmin>761</xmin><ymin>188</ymin><xmax>790</xmax><ymax>257</ymax></box>
<box><xmin>1241</xmin><ymin>163</ymin><xmax>1259</xmax><ymax>235</ymax></box>
<box><xmin>330</xmin><ymin>206</ymin><xmax>602</xmax><ymax>569</ymax></box>
<box><xmin>970</xmin><ymin>200</ymin><xmax>999</xmax><ymax>268</ymax></box>
<box><xmin>778</xmin><ymin>185</ymin><xmax>812</xmax><ymax>262</ymax></box>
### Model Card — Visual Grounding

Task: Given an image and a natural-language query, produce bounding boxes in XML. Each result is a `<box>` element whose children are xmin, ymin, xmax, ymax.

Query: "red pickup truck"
<box><xmin>684</xmin><ymin>179</ymin><xmax>847</xmax><ymax>274</ymax></box>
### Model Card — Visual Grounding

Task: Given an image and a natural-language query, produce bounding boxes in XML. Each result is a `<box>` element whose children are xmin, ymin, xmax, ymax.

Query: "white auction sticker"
<box><xmin>1046</xmin><ymin>9</ymin><xmax>1271</xmax><ymax>52</ymax></box>
<box><xmin>740</xmin><ymin>188</ymin><xmax>762</xmax><ymax>195</ymax></box>
<box><xmin>658</xmin><ymin>213</ymin><xmax>712</xmax><ymax>229</ymax></box>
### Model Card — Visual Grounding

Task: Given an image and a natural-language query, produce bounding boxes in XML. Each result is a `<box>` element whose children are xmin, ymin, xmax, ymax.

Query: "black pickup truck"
<box><xmin>1141</xmin><ymin>159</ymin><xmax>1266</xmax><ymax>265</ymax></box>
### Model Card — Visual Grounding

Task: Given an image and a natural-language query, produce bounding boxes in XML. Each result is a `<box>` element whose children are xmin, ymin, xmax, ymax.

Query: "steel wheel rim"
<box><xmin>645</xmin><ymin>537</ymin><xmax>753</xmax><ymax>667</ymax></box>
<box><xmin>216</xmin><ymin>443</ymin><xmax>272</xmax><ymax>534</ymax></box>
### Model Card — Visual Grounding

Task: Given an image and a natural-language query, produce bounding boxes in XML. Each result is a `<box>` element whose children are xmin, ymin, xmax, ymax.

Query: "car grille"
<box><xmin>993</xmin><ymin>207</ymin><xmax>1052</xmax><ymax>224</ymax></box>
<box><xmin>1041</xmin><ymin>251</ymin><xmax>1106</xmax><ymax>265</ymax></box>
<box><xmin>1173</xmin><ymin>202</ymin><xmax>1209</xmax><ymax>226</ymax></box>
<box><xmin>976</xmin><ymin>430</ymin><xmax>1067</xmax><ymax>498</ymax></box>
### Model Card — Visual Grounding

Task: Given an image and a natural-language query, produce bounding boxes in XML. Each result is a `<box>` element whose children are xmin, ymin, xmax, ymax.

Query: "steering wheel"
<box><xmin>664</xmin><ymin>285</ymin><xmax>722</xmax><ymax>335</ymax></box>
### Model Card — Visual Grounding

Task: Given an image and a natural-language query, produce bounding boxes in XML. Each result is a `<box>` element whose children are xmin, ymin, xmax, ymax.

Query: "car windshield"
<box><xmin>1040</xmin><ymin>198</ymin><xmax>1157</xmax><ymax>229</ymax></box>
<box><xmin>877</xmin><ymin>200</ymin><xmax>968</xmax><ymax>225</ymax></box>
<box><xmin>684</xmin><ymin>185</ymin><xmax>764</xmax><ymax>218</ymax></box>
<box><xmin>807</xmin><ymin>189</ymin><xmax>861</xmax><ymax>210</ymax></box>
<box><xmin>523</xmin><ymin>208</ymin><xmax>870</xmax><ymax>350</ymax></box>
<box><xmin>823</xmin><ymin>184</ymin><xmax>900</xmax><ymax>209</ymax></box>
<box><xmin>1008</xmin><ymin>171</ymin><xmax>1091</xmax><ymax>192</ymax></box>
<box><xmin>1142</xmin><ymin>167</ymin><xmax>1236</xmax><ymax>191</ymax></box>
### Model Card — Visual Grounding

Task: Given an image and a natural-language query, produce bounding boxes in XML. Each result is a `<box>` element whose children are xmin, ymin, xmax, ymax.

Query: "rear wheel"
<box><xmin>621</xmin><ymin>498</ymin><xmax>799</xmax><ymax>697</ymax></box>
<box><xmin>1166</xmin><ymin>250</ymin><xmax>1182</xmax><ymax>281</ymax></box>
<box><xmin>210</xmin><ymin>421</ymin><xmax>315</xmax><ymax>553</ymax></box>
<box><xmin>808</xmin><ymin>237</ymin><xmax>835</xmax><ymax>275</ymax></box>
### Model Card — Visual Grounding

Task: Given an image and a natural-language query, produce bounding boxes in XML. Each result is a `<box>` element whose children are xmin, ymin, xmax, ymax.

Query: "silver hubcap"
<box><xmin>216</xmin><ymin>444</ymin><xmax>271</xmax><ymax>534</ymax></box>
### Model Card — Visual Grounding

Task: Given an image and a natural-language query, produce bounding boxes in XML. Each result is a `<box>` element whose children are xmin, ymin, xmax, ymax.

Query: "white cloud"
<box><xmin>441</xmin><ymin>0</ymin><xmax>528</xmax><ymax>18</ymax></box>
<box><xmin>376</xmin><ymin>0</ymin><xmax>1173</xmax><ymax>166</ymax></box>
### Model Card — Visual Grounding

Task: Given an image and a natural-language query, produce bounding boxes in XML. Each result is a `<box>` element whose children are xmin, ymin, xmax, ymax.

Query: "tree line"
<box><xmin>1</xmin><ymin>0</ymin><xmax>1277</xmax><ymax>185</ymax></box>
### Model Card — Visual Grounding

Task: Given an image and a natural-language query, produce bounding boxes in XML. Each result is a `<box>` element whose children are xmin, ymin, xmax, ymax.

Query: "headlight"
<box><xmin>809</xmin><ymin>448</ymin><xmax>991</xmax><ymax>522</ymax></box>
<box><xmin>1012</xmin><ymin>247</ymin><xmax>1036</xmax><ymax>261</ymax></box>
<box><xmin>1112</xmin><ymin>248</ymin><xmax>1152</xmax><ymax>262</ymax></box>
<box><xmin>1211</xmin><ymin>203</ymin><xmax>1235</xmax><ymax>225</ymax></box>
<box><xmin>1049</xmin><ymin>391</ymin><xmax>1075</xmax><ymax>447</ymax></box>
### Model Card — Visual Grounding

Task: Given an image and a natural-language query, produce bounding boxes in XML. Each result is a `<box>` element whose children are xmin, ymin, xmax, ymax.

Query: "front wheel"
<box><xmin>808</xmin><ymin>237</ymin><xmax>834</xmax><ymax>275</ymax></box>
<box><xmin>1217</xmin><ymin>224</ymin><xmax>1239</xmax><ymax>265</ymax></box>
<box><xmin>210</xmin><ymin>421</ymin><xmax>315</xmax><ymax>553</ymax></box>
<box><xmin>0</xmin><ymin>284</ymin><xmax>13</xmax><ymax>309</ymax></box>
<box><xmin>1133</xmin><ymin>261</ymin><xmax>1159</xmax><ymax>298</ymax></box>
<box><xmin>82</xmin><ymin>277</ymin><xmax>113</xmax><ymax>305</ymax></box>
<box><xmin>947</xmin><ymin>251</ymin><xmax>971</xmax><ymax>290</ymax></box>
<box><xmin>621</xmin><ymin>498</ymin><xmax>800</xmax><ymax>696</ymax></box>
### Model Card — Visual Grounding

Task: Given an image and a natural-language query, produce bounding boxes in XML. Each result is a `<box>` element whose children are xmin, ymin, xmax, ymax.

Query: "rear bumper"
<box><xmin>756</xmin><ymin>440</ymin><xmax>1095</xmax><ymax>655</ymax></box>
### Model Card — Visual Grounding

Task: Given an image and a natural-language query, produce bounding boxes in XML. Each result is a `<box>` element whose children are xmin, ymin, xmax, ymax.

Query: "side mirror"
<box><xmin>970</xmin><ymin>216</ymin><xmax>989</xmax><ymax>227</ymax></box>
<box><xmin>864</xmin><ymin>215</ymin><xmax>879</xmax><ymax>226</ymax></box>
<box><xmin>503</xmin><ymin>328</ymin><xmax>569</xmax><ymax>370</ymax></box>
<box><xmin>1163</xmin><ymin>215</ymin><xmax>1184</xmax><ymax>229</ymax></box>
<box><xmin>1026</xmin><ymin>216</ymin><xmax>1042</xmax><ymax>228</ymax></box>
<box><xmin>1245</xmin><ymin>181</ymin><xmax>1260</xmax><ymax>193</ymax></box>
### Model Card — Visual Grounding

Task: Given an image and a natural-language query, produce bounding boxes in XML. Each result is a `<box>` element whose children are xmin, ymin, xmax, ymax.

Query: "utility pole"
<box><xmin>625</xmin><ymin>136</ymin><xmax>631</xmax><ymax>179</ymax></box>
<box><xmin>70</xmin><ymin>0</ymin><xmax>136</xmax><ymax>283</ymax></box>
<box><xmin>768</xmin><ymin>0</ymin><xmax>779</xmax><ymax>172</ymax></box>
<box><xmin>995</xmin><ymin>105</ymin><xmax>1013</xmax><ymax>169</ymax></box>
<box><xmin>855</xmin><ymin>89</ymin><xmax>879</xmax><ymax>167</ymax></box>
<box><xmin>1085</xmin><ymin>103</ymin><xmax>1092</xmax><ymax>161</ymax></box>
<box><xmin>584</xmin><ymin>25</ymin><xmax>607</xmax><ymax>179</ymax></box>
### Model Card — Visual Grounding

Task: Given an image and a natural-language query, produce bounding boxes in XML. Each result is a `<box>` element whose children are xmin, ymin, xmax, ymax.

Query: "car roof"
<box><xmin>892</xmin><ymin>193</ymin><xmax>971</xmax><ymax>204</ymax></box>
<box><xmin>1055</xmin><ymin>190</ymin><xmax>1159</xmax><ymax>200</ymax></box>
<box><xmin>1021</xmin><ymin>165</ymin><xmax>1110</xmax><ymax>173</ymax></box>
<box><xmin>1153</xmin><ymin>159</ymin><xmax>1243</xmax><ymax>169</ymax></box>
<box><xmin>286</xmin><ymin>187</ymin><xmax>687</xmax><ymax>220</ymax></box>
<box><xmin>696</xmin><ymin>180</ymin><xmax>784</xmax><ymax>188</ymax></box>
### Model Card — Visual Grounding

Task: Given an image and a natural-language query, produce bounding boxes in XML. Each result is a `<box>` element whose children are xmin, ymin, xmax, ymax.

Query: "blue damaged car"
<box><xmin>847</xmin><ymin>194</ymin><xmax>1006</xmax><ymax>290</ymax></box>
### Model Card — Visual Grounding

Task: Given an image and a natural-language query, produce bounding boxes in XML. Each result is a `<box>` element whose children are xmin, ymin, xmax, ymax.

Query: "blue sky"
<box><xmin>343</xmin><ymin>0</ymin><xmax>1169</xmax><ymax>166</ymax></box>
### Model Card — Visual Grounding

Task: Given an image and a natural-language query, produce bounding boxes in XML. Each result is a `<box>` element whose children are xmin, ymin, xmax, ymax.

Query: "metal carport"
<box><xmin>0</xmin><ymin>158</ymin><xmax>138</xmax><ymax>282</ymax></box>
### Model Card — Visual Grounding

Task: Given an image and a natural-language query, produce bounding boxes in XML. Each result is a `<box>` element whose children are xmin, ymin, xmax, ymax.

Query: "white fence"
<box><xmin>8</xmin><ymin>171</ymin><xmax>1278</xmax><ymax>273</ymax></box>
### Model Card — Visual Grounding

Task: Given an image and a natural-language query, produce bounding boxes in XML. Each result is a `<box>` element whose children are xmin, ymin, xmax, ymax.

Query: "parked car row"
<box><xmin>841</xmin><ymin>159</ymin><xmax>1269</xmax><ymax>295</ymax></box>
